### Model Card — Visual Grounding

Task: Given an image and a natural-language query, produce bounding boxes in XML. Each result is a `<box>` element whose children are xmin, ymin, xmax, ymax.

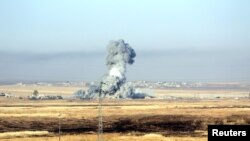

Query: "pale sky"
<box><xmin>0</xmin><ymin>0</ymin><xmax>249</xmax><ymax>82</ymax></box>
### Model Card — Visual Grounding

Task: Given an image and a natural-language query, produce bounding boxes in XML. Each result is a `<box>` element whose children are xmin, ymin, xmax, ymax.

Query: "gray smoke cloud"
<box><xmin>101</xmin><ymin>39</ymin><xmax>136</xmax><ymax>97</ymax></box>
<box><xmin>79</xmin><ymin>39</ymin><xmax>153</xmax><ymax>99</ymax></box>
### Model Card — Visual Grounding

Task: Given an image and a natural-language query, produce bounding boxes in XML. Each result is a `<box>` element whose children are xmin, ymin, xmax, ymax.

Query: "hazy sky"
<box><xmin>0</xmin><ymin>0</ymin><xmax>249</xmax><ymax>82</ymax></box>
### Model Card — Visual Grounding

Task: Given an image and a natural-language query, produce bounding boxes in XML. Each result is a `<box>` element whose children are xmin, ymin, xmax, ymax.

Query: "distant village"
<box><xmin>0</xmin><ymin>81</ymin><xmax>249</xmax><ymax>100</ymax></box>
<box><xmin>7</xmin><ymin>80</ymin><xmax>250</xmax><ymax>89</ymax></box>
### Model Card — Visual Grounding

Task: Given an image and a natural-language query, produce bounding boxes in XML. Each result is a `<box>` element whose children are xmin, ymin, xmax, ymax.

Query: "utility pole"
<box><xmin>98</xmin><ymin>82</ymin><xmax>104</xmax><ymax>141</ymax></box>
<box><xmin>58</xmin><ymin>113</ymin><xmax>61</xmax><ymax>141</ymax></box>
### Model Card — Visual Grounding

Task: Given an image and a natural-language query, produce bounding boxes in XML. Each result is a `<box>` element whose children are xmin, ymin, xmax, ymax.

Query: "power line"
<box><xmin>98</xmin><ymin>82</ymin><xmax>104</xmax><ymax>141</ymax></box>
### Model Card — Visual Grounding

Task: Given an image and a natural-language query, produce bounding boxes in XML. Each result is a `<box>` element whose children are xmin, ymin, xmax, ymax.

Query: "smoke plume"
<box><xmin>83</xmin><ymin>39</ymin><xmax>152</xmax><ymax>99</ymax></box>
<box><xmin>101</xmin><ymin>39</ymin><xmax>135</xmax><ymax>97</ymax></box>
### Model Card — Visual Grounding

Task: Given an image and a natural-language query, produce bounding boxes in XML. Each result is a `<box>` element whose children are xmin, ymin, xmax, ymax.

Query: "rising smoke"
<box><xmin>100</xmin><ymin>39</ymin><xmax>135</xmax><ymax>97</ymax></box>
<box><xmin>78</xmin><ymin>39</ymin><xmax>152</xmax><ymax>99</ymax></box>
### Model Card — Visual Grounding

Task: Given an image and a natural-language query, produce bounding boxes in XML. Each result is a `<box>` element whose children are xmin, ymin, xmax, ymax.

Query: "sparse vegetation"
<box><xmin>33</xmin><ymin>90</ymin><xmax>39</xmax><ymax>96</ymax></box>
<box><xmin>0</xmin><ymin>85</ymin><xmax>249</xmax><ymax>140</ymax></box>
<box><xmin>0</xmin><ymin>133</ymin><xmax>206</xmax><ymax>141</ymax></box>
<box><xmin>0</xmin><ymin>131</ymin><xmax>49</xmax><ymax>139</ymax></box>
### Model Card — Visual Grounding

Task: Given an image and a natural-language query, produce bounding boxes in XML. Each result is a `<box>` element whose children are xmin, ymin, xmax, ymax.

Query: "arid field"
<box><xmin>0</xmin><ymin>84</ymin><xmax>249</xmax><ymax>141</ymax></box>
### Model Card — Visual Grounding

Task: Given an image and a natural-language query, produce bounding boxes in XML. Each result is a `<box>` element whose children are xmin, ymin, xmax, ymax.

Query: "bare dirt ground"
<box><xmin>0</xmin><ymin>85</ymin><xmax>85</xmax><ymax>96</ymax></box>
<box><xmin>0</xmin><ymin>85</ymin><xmax>249</xmax><ymax>141</ymax></box>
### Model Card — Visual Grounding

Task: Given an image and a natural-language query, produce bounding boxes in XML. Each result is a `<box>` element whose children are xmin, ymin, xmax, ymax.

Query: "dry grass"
<box><xmin>0</xmin><ymin>131</ymin><xmax>49</xmax><ymax>139</ymax></box>
<box><xmin>0</xmin><ymin>85</ymin><xmax>249</xmax><ymax>141</ymax></box>
<box><xmin>0</xmin><ymin>98</ymin><xmax>249</xmax><ymax>119</ymax></box>
<box><xmin>0</xmin><ymin>133</ymin><xmax>206</xmax><ymax>141</ymax></box>
<box><xmin>0</xmin><ymin>99</ymin><xmax>249</xmax><ymax>140</ymax></box>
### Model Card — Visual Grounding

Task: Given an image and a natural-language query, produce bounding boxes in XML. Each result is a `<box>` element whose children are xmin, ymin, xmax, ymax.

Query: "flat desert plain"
<box><xmin>0</xmin><ymin>84</ymin><xmax>249</xmax><ymax>141</ymax></box>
